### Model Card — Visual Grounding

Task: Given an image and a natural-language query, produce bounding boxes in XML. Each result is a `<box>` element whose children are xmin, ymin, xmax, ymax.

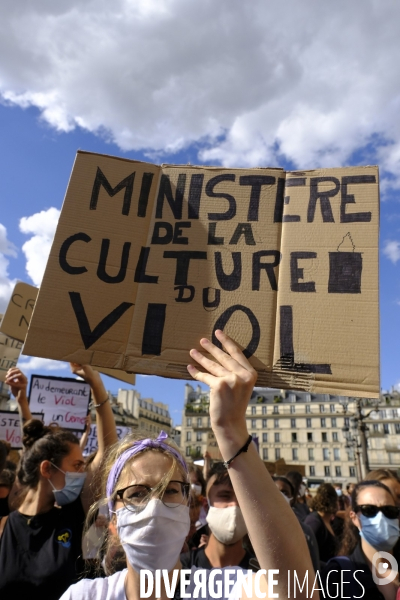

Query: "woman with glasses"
<box><xmin>61</xmin><ymin>331</ymin><xmax>316</xmax><ymax>600</ymax></box>
<box><xmin>322</xmin><ymin>480</ymin><xmax>400</xmax><ymax>600</ymax></box>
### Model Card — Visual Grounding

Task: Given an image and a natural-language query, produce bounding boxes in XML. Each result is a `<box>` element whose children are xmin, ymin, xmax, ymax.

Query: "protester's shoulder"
<box><xmin>60</xmin><ymin>569</ymin><xmax>127</xmax><ymax>600</ymax></box>
<box><xmin>61</xmin><ymin>495</ymin><xmax>85</xmax><ymax>519</ymax></box>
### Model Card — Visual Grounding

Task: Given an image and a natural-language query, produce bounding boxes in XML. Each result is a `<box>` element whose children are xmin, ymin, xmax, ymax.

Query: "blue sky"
<box><xmin>0</xmin><ymin>1</ymin><xmax>400</xmax><ymax>423</ymax></box>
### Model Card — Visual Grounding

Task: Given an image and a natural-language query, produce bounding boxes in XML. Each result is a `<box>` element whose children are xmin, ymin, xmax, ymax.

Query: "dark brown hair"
<box><xmin>310</xmin><ymin>483</ymin><xmax>338</xmax><ymax>514</ymax></box>
<box><xmin>18</xmin><ymin>419</ymin><xmax>79</xmax><ymax>488</ymax></box>
<box><xmin>338</xmin><ymin>480</ymin><xmax>394</xmax><ymax>556</ymax></box>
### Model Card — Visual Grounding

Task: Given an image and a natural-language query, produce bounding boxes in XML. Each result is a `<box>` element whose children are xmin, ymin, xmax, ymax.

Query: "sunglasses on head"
<box><xmin>355</xmin><ymin>504</ymin><xmax>400</xmax><ymax>519</ymax></box>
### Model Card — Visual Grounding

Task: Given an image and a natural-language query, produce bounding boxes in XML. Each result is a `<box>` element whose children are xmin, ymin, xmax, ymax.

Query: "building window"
<box><xmin>196</xmin><ymin>446</ymin><xmax>201</xmax><ymax>455</ymax></box>
<box><xmin>208</xmin><ymin>417</ymin><xmax>211</xmax><ymax>427</ymax></box>
<box><xmin>321</xmin><ymin>418</ymin><xmax>326</xmax><ymax>427</ymax></box>
<box><xmin>262</xmin><ymin>419</ymin><xmax>267</xmax><ymax>428</ymax></box>
<box><xmin>186</xmin><ymin>431</ymin><xmax>192</xmax><ymax>441</ymax></box>
<box><xmin>330</xmin><ymin>404</ymin><xmax>336</xmax><ymax>413</ymax></box>
<box><xmin>186</xmin><ymin>418</ymin><xmax>192</xmax><ymax>426</ymax></box>
<box><xmin>306</xmin><ymin>405</ymin><xmax>311</xmax><ymax>414</ymax></box>
<box><xmin>251</xmin><ymin>406</ymin><xmax>256</xmax><ymax>415</ymax></box>
<box><xmin>322</xmin><ymin>432</ymin><xmax>328</xmax><ymax>442</ymax></box>
<box><xmin>252</xmin><ymin>419</ymin><xmax>257</xmax><ymax>428</ymax></box>
<box><xmin>292</xmin><ymin>448</ymin><xmax>298</xmax><ymax>460</ymax></box>
<box><xmin>323</xmin><ymin>448</ymin><xmax>329</xmax><ymax>460</ymax></box>
<box><xmin>395</xmin><ymin>424</ymin><xmax>400</xmax><ymax>434</ymax></box>
<box><xmin>335</xmin><ymin>466</ymin><xmax>342</xmax><ymax>477</ymax></box>
<box><xmin>308</xmin><ymin>448</ymin><xmax>314</xmax><ymax>460</ymax></box>
<box><xmin>373</xmin><ymin>423</ymin><xmax>380</xmax><ymax>432</ymax></box>
<box><xmin>306</xmin><ymin>418</ymin><xmax>312</xmax><ymax>428</ymax></box>
<box><xmin>332</xmin><ymin>432</ymin><xmax>338</xmax><ymax>442</ymax></box>
<box><xmin>331</xmin><ymin>418</ymin><xmax>337</xmax><ymax>427</ymax></box>
<box><xmin>334</xmin><ymin>448</ymin><xmax>340</xmax><ymax>461</ymax></box>
<box><xmin>291</xmin><ymin>418</ymin><xmax>296</xmax><ymax>428</ymax></box>
<box><xmin>274</xmin><ymin>419</ymin><xmax>279</xmax><ymax>428</ymax></box>
<box><xmin>309</xmin><ymin>466</ymin><xmax>315</xmax><ymax>476</ymax></box>
<box><xmin>344</xmin><ymin>417</ymin><xmax>350</xmax><ymax>427</ymax></box>
<box><xmin>384</xmin><ymin>424</ymin><xmax>390</xmax><ymax>434</ymax></box>
<box><xmin>307</xmin><ymin>432</ymin><xmax>313</xmax><ymax>441</ymax></box>
<box><xmin>197</xmin><ymin>417</ymin><xmax>202</xmax><ymax>427</ymax></box>
<box><xmin>196</xmin><ymin>432</ymin><xmax>202</xmax><ymax>442</ymax></box>
<box><xmin>263</xmin><ymin>433</ymin><xmax>268</xmax><ymax>442</ymax></box>
<box><xmin>186</xmin><ymin>446</ymin><xmax>191</xmax><ymax>456</ymax></box>
<box><xmin>263</xmin><ymin>448</ymin><xmax>268</xmax><ymax>460</ymax></box>
<box><xmin>292</xmin><ymin>432</ymin><xmax>297</xmax><ymax>442</ymax></box>
<box><xmin>262</xmin><ymin>406</ymin><xmax>267</xmax><ymax>415</ymax></box>
<box><xmin>349</xmin><ymin>467</ymin><xmax>356</xmax><ymax>477</ymax></box>
<box><xmin>274</xmin><ymin>433</ymin><xmax>280</xmax><ymax>443</ymax></box>
<box><xmin>320</xmin><ymin>404</ymin><xmax>325</xmax><ymax>413</ymax></box>
<box><xmin>275</xmin><ymin>448</ymin><xmax>281</xmax><ymax>460</ymax></box>
<box><xmin>273</xmin><ymin>406</ymin><xmax>279</xmax><ymax>414</ymax></box>
<box><xmin>324</xmin><ymin>466</ymin><xmax>331</xmax><ymax>476</ymax></box>
<box><xmin>290</xmin><ymin>405</ymin><xmax>296</xmax><ymax>414</ymax></box>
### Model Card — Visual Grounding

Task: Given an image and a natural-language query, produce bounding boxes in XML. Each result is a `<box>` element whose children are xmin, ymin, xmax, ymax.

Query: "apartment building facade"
<box><xmin>181</xmin><ymin>384</ymin><xmax>400</xmax><ymax>484</ymax></box>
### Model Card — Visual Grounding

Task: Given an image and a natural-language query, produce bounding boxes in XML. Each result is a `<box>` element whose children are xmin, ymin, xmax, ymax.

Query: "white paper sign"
<box><xmin>0</xmin><ymin>411</ymin><xmax>44</xmax><ymax>449</ymax></box>
<box><xmin>28</xmin><ymin>374</ymin><xmax>91</xmax><ymax>431</ymax></box>
<box><xmin>81</xmin><ymin>423</ymin><xmax>132</xmax><ymax>456</ymax></box>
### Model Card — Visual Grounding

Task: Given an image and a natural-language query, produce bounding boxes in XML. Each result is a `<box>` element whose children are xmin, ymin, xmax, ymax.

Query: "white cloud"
<box><xmin>383</xmin><ymin>240</ymin><xmax>400</xmax><ymax>264</ymax></box>
<box><xmin>19</xmin><ymin>207</ymin><xmax>60</xmax><ymax>286</ymax></box>
<box><xmin>0</xmin><ymin>223</ymin><xmax>17</xmax><ymax>312</ymax></box>
<box><xmin>17</xmin><ymin>356</ymin><xmax>68</xmax><ymax>372</ymax></box>
<box><xmin>0</xmin><ymin>2</ymin><xmax>400</xmax><ymax>184</ymax></box>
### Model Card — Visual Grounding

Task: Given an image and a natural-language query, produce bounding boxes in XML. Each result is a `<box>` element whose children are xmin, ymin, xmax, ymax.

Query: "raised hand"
<box><xmin>5</xmin><ymin>367</ymin><xmax>28</xmax><ymax>399</ymax></box>
<box><xmin>187</xmin><ymin>329</ymin><xmax>257</xmax><ymax>433</ymax></box>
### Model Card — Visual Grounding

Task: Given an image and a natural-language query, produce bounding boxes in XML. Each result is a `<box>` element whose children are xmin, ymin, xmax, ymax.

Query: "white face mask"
<box><xmin>299</xmin><ymin>483</ymin><xmax>306</xmax><ymax>497</ymax></box>
<box><xmin>206</xmin><ymin>505</ymin><xmax>247</xmax><ymax>545</ymax></box>
<box><xmin>281</xmin><ymin>492</ymin><xmax>293</xmax><ymax>505</ymax></box>
<box><xmin>116</xmin><ymin>498</ymin><xmax>190</xmax><ymax>573</ymax></box>
<box><xmin>191</xmin><ymin>483</ymin><xmax>202</xmax><ymax>496</ymax></box>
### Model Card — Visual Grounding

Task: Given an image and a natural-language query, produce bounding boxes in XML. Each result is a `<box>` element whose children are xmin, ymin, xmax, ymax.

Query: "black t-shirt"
<box><xmin>0</xmin><ymin>497</ymin><xmax>85</xmax><ymax>600</ymax></box>
<box><xmin>180</xmin><ymin>546</ymin><xmax>257</xmax><ymax>571</ymax></box>
<box><xmin>321</xmin><ymin>543</ymin><xmax>385</xmax><ymax>600</ymax></box>
<box><xmin>304</xmin><ymin>511</ymin><xmax>337</xmax><ymax>565</ymax></box>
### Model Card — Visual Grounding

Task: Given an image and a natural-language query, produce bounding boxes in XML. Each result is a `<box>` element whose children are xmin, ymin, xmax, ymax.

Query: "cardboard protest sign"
<box><xmin>23</xmin><ymin>151</ymin><xmax>380</xmax><ymax>397</ymax></box>
<box><xmin>1</xmin><ymin>284</ymin><xmax>136</xmax><ymax>385</ymax></box>
<box><xmin>0</xmin><ymin>411</ymin><xmax>44</xmax><ymax>449</ymax></box>
<box><xmin>28</xmin><ymin>374</ymin><xmax>91</xmax><ymax>432</ymax></box>
<box><xmin>81</xmin><ymin>423</ymin><xmax>132</xmax><ymax>456</ymax></box>
<box><xmin>0</xmin><ymin>282</ymin><xmax>37</xmax><ymax>342</ymax></box>
<box><xmin>0</xmin><ymin>317</ymin><xmax>23</xmax><ymax>383</ymax></box>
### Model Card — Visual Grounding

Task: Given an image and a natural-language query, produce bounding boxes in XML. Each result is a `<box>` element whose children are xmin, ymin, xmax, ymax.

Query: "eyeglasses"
<box><xmin>355</xmin><ymin>504</ymin><xmax>400</xmax><ymax>519</ymax></box>
<box><xmin>115</xmin><ymin>480</ymin><xmax>190</xmax><ymax>512</ymax></box>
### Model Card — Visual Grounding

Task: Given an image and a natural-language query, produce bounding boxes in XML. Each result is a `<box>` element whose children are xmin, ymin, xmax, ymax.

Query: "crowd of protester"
<box><xmin>0</xmin><ymin>332</ymin><xmax>399</xmax><ymax>599</ymax></box>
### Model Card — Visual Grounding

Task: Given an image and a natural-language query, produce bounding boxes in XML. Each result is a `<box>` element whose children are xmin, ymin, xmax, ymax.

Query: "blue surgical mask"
<box><xmin>359</xmin><ymin>512</ymin><xmax>400</xmax><ymax>551</ymax></box>
<box><xmin>336</xmin><ymin>489</ymin><xmax>343</xmax><ymax>497</ymax></box>
<box><xmin>49</xmin><ymin>463</ymin><xmax>87</xmax><ymax>506</ymax></box>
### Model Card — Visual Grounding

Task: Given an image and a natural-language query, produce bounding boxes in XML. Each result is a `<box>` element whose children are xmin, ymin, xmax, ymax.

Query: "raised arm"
<box><xmin>79</xmin><ymin>414</ymin><xmax>92</xmax><ymax>451</ymax></box>
<box><xmin>187</xmin><ymin>331</ymin><xmax>315</xmax><ymax>600</ymax></box>
<box><xmin>69</xmin><ymin>364</ymin><xmax>118</xmax><ymax>512</ymax></box>
<box><xmin>5</xmin><ymin>367</ymin><xmax>33</xmax><ymax>423</ymax></box>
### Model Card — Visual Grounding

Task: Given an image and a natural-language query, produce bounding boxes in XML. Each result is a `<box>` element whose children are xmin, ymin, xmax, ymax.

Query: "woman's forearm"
<box><xmin>215</xmin><ymin>425</ymin><xmax>315</xmax><ymax>598</ymax></box>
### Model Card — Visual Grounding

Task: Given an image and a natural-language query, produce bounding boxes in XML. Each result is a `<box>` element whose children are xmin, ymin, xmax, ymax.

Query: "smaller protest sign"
<box><xmin>0</xmin><ymin>411</ymin><xmax>44</xmax><ymax>449</ymax></box>
<box><xmin>81</xmin><ymin>423</ymin><xmax>132</xmax><ymax>456</ymax></box>
<box><xmin>28</xmin><ymin>374</ymin><xmax>91</xmax><ymax>432</ymax></box>
<box><xmin>0</xmin><ymin>282</ymin><xmax>38</xmax><ymax>342</ymax></box>
<box><xmin>0</xmin><ymin>319</ymin><xmax>23</xmax><ymax>383</ymax></box>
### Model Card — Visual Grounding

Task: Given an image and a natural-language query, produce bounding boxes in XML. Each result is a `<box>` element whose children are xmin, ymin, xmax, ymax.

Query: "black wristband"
<box><xmin>223</xmin><ymin>434</ymin><xmax>253</xmax><ymax>469</ymax></box>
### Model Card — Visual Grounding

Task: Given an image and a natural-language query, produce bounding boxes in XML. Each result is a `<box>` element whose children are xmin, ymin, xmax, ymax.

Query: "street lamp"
<box><xmin>338</xmin><ymin>396</ymin><xmax>380</xmax><ymax>479</ymax></box>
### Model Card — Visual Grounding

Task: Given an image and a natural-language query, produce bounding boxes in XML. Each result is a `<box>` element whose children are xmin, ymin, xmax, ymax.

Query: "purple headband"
<box><xmin>106</xmin><ymin>430</ymin><xmax>188</xmax><ymax>511</ymax></box>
